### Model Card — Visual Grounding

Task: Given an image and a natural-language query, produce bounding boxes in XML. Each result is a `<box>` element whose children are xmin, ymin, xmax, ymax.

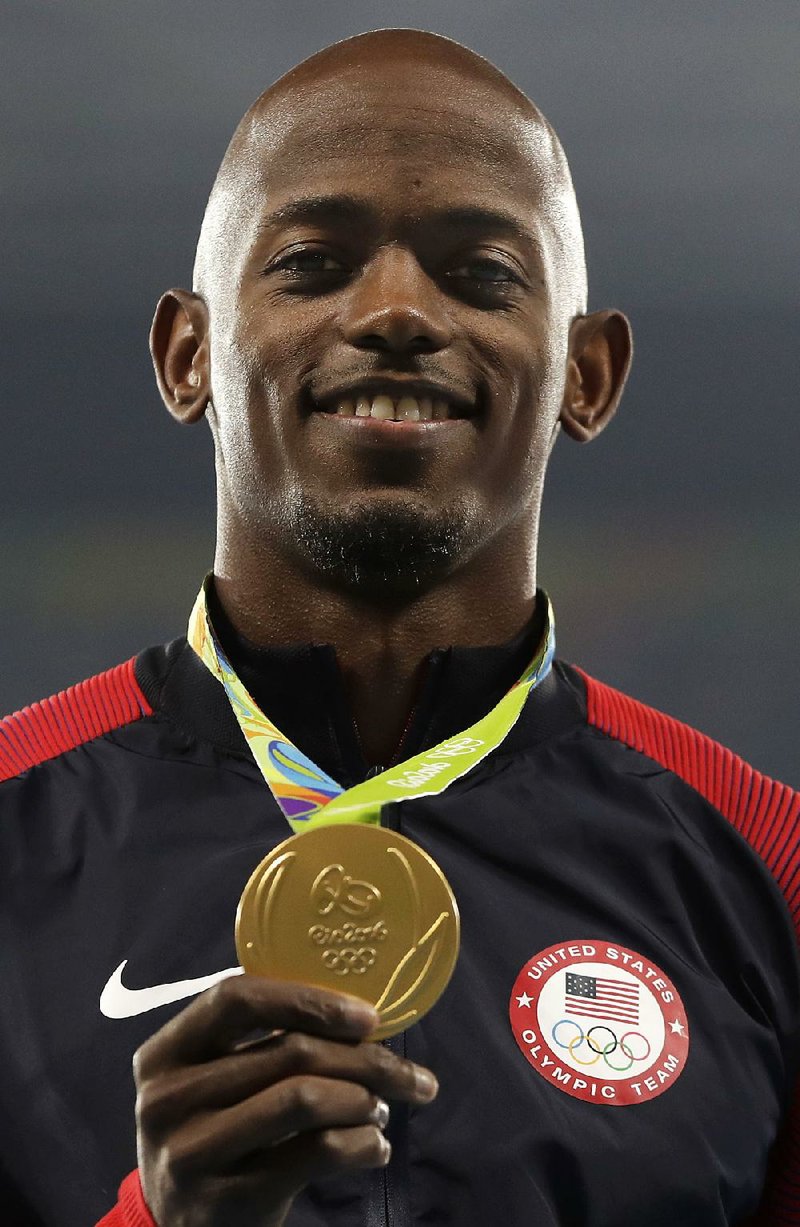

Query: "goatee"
<box><xmin>284</xmin><ymin>495</ymin><xmax>481</xmax><ymax>601</ymax></box>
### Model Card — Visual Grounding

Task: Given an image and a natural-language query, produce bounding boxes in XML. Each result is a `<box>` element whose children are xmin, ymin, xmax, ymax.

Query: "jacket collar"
<box><xmin>135</xmin><ymin>587</ymin><xmax>585</xmax><ymax>789</ymax></box>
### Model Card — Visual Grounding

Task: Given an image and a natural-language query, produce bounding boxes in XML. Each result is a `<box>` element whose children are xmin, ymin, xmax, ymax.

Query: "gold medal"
<box><xmin>236</xmin><ymin>824</ymin><xmax>460</xmax><ymax>1039</ymax></box>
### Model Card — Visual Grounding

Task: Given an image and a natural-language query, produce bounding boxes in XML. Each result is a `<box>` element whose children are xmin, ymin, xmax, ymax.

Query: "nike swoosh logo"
<box><xmin>100</xmin><ymin>959</ymin><xmax>244</xmax><ymax>1019</ymax></box>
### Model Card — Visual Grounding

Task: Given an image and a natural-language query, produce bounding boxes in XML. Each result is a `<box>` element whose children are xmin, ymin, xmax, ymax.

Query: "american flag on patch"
<box><xmin>564</xmin><ymin>972</ymin><xmax>639</xmax><ymax>1025</ymax></box>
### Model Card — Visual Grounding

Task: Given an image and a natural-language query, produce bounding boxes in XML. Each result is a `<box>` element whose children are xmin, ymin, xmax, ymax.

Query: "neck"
<box><xmin>213</xmin><ymin>519</ymin><xmax>539</xmax><ymax>766</ymax></box>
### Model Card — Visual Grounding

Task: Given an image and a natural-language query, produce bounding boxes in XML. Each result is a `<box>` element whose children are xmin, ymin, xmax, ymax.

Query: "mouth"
<box><xmin>310</xmin><ymin>381</ymin><xmax>477</xmax><ymax>424</ymax></box>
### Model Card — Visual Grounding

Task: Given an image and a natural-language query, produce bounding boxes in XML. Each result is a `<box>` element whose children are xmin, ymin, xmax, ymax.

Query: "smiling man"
<box><xmin>1</xmin><ymin>28</ymin><xmax>798</xmax><ymax>1227</ymax></box>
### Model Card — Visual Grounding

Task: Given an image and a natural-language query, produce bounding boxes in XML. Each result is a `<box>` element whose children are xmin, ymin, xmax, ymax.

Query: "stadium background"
<box><xmin>2</xmin><ymin>0</ymin><xmax>798</xmax><ymax>786</ymax></box>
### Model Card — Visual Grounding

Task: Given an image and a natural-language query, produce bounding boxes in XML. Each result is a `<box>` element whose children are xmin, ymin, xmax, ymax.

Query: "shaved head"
<box><xmin>193</xmin><ymin>29</ymin><xmax>587</xmax><ymax>319</ymax></box>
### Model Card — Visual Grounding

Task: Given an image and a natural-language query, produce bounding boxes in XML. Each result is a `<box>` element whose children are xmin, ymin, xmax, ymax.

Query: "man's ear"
<box><xmin>560</xmin><ymin>309</ymin><xmax>633</xmax><ymax>442</ymax></box>
<box><xmin>149</xmin><ymin>289</ymin><xmax>210</xmax><ymax>424</ymax></box>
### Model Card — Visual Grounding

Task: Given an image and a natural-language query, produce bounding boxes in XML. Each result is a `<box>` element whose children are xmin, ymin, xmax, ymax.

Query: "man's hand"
<box><xmin>133</xmin><ymin>975</ymin><xmax>438</xmax><ymax>1227</ymax></box>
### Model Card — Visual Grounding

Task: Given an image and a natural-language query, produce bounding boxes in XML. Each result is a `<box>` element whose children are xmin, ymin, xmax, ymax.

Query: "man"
<box><xmin>0</xmin><ymin>26</ymin><xmax>797</xmax><ymax>1227</ymax></box>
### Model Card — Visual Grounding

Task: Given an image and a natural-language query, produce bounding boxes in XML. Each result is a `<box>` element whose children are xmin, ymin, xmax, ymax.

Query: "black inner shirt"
<box><xmin>205</xmin><ymin>577</ymin><xmax>548</xmax><ymax>788</ymax></box>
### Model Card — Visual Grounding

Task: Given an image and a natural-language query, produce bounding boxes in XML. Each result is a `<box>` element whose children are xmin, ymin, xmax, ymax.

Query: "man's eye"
<box><xmin>274</xmin><ymin>250</ymin><xmax>346</xmax><ymax>275</ymax></box>
<box><xmin>448</xmin><ymin>258</ymin><xmax>518</xmax><ymax>285</ymax></box>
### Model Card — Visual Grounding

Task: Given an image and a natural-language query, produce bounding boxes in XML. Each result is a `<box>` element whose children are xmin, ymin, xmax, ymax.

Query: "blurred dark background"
<box><xmin>2</xmin><ymin>1</ymin><xmax>798</xmax><ymax>784</ymax></box>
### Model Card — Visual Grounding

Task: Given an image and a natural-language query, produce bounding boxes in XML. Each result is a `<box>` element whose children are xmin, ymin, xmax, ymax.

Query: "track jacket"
<box><xmin>1</xmin><ymin>598</ymin><xmax>799</xmax><ymax>1227</ymax></box>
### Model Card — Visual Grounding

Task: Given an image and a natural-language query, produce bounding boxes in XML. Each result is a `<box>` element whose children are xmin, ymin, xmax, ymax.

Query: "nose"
<box><xmin>341</xmin><ymin>246</ymin><xmax>452</xmax><ymax>355</ymax></box>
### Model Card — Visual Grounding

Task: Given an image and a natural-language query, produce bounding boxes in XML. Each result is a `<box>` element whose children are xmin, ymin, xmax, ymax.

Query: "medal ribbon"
<box><xmin>188</xmin><ymin>577</ymin><xmax>555</xmax><ymax>832</ymax></box>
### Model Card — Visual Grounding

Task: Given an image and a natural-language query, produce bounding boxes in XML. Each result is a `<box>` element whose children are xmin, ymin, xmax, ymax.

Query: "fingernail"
<box><xmin>380</xmin><ymin>1135</ymin><xmax>392</xmax><ymax>1165</ymax></box>
<box><xmin>372</xmin><ymin>1098</ymin><xmax>390</xmax><ymax>1129</ymax></box>
<box><xmin>343</xmin><ymin>998</ymin><xmax>379</xmax><ymax>1028</ymax></box>
<box><xmin>414</xmin><ymin>1067</ymin><xmax>439</xmax><ymax>1100</ymax></box>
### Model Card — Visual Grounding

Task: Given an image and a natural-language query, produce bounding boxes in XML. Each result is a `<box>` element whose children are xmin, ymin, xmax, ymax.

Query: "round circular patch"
<box><xmin>509</xmin><ymin>939</ymin><xmax>689</xmax><ymax>1106</ymax></box>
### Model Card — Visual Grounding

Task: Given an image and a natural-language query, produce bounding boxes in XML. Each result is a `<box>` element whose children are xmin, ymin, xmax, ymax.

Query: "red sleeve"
<box><xmin>579</xmin><ymin>669</ymin><xmax>800</xmax><ymax>1224</ymax></box>
<box><xmin>96</xmin><ymin>1170</ymin><xmax>156</xmax><ymax>1227</ymax></box>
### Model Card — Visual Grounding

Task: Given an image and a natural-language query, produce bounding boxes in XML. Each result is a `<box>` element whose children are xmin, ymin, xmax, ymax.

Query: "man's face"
<box><xmin>204</xmin><ymin>60</ymin><xmax>575</xmax><ymax>594</ymax></box>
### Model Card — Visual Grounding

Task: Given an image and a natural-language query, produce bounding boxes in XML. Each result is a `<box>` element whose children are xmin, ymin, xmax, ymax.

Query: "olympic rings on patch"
<box><xmin>552</xmin><ymin>1019</ymin><xmax>583</xmax><ymax>1050</ymax></box>
<box><xmin>601</xmin><ymin>1043</ymin><xmax>634</xmax><ymax>1072</ymax></box>
<box><xmin>550</xmin><ymin>1020</ymin><xmax>651</xmax><ymax>1072</ymax></box>
<box><xmin>586</xmin><ymin>1026</ymin><xmax>617</xmax><ymax>1055</ymax></box>
<box><xmin>620</xmin><ymin>1031</ymin><xmax>651</xmax><ymax>1062</ymax></box>
<box><xmin>568</xmin><ymin>1034</ymin><xmax>601</xmax><ymax>1065</ymax></box>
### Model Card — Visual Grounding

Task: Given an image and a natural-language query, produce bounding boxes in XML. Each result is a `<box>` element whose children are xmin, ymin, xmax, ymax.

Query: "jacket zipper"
<box><xmin>378</xmin><ymin>799</ymin><xmax>412</xmax><ymax>1227</ymax></box>
<box><xmin>361</xmin><ymin>712</ymin><xmax>420</xmax><ymax>1224</ymax></box>
<box><xmin>364</xmin><ymin>1031</ymin><xmax>410</xmax><ymax>1227</ymax></box>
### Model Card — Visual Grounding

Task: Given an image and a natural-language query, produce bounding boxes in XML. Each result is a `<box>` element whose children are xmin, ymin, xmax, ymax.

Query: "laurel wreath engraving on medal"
<box><xmin>373</xmin><ymin>845</ymin><xmax>450</xmax><ymax>1030</ymax></box>
<box><xmin>242</xmin><ymin>850</ymin><xmax>295</xmax><ymax>965</ymax></box>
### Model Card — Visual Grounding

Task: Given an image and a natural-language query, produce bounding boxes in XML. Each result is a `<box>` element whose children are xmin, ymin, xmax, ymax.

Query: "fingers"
<box><xmin>174</xmin><ymin>1077</ymin><xmax>391</xmax><ymax>1169</ymax></box>
<box><xmin>203</xmin><ymin>1123</ymin><xmax>393</xmax><ymax>1203</ymax></box>
<box><xmin>133</xmin><ymin>973</ymin><xmax>438</xmax><ymax>1225</ymax></box>
<box><xmin>135</xmin><ymin>975</ymin><xmax>378</xmax><ymax>1075</ymax></box>
<box><xmin>139</xmin><ymin>1029</ymin><xmax>437</xmax><ymax>1124</ymax></box>
<box><xmin>277</xmin><ymin>1123</ymin><xmax>392</xmax><ymax>1187</ymax></box>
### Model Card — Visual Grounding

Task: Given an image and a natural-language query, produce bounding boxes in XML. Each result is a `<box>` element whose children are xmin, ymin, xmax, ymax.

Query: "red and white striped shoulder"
<box><xmin>576</xmin><ymin>667</ymin><xmax>800</xmax><ymax>911</ymax></box>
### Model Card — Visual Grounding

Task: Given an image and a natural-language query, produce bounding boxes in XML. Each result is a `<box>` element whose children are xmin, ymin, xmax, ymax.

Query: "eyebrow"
<box><xmin>257</xmin><ymin>194</ymin><xmax>544</xmax><ymax>258</ymax></box>
<box><xmin>259</xmin><ymin>195</ymin><xmax>369</xmax><ymax>231</ymax></box>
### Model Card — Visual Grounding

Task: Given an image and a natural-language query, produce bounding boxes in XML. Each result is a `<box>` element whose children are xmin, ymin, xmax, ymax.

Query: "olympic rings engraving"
<box><xmin>551</xmin><ymin>1019</ymin><xmax>651</xmax><ymax>1072</ymax></box>
<box><xmin>320</xmin><ymin>946</ymin><xmax>377</xmax><ymax>975</ymax></box>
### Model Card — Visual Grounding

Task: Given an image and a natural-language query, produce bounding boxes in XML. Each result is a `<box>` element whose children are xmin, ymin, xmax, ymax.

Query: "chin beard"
<box><xmin>282</xmin><ymin>494</ymin><xmax>481</xmax><ymax>601</ymax></box>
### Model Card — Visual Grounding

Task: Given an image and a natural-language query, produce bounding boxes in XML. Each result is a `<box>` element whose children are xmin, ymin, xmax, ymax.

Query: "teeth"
<box><xmin>331</xmin><ymin>393</ymin><xmax>457</xmax><ymax>421</ymax></box>
<box><xmin>396</xmin><ymin>397</ymin><xmax>421</xmax><ymax>421</ymax></box>
<box><xmin>371</xmin><ymin>395</ymin><xmax>395</xmax><ymax>421</ymax></box>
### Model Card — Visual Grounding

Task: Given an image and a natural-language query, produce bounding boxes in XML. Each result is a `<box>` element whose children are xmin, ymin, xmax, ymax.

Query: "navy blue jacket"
<box><xmin>1</xmin><ymin>616</ymin><xmax>798</xmax><ymax>1226</ymax></box>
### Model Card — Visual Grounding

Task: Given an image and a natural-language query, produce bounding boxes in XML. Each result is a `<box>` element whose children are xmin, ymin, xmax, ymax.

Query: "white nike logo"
<box><xmin>100</xmin><ymin>959</ymin><xmax>244</xmax><ymax>1019</ymax></box>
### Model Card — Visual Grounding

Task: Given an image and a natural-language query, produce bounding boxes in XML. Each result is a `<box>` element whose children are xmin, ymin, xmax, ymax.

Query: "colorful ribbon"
<box><xmin>188</xmin><ymin>576</ymin><xmax>555</xmax><ymax>833</ymax></box>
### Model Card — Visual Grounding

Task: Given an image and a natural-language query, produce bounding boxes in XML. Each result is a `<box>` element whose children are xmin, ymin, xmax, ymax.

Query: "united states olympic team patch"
<box><xmin>509</xmin><ymin>940</ymin><xmax>689</xmax><ymax>1106</ymax></box>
